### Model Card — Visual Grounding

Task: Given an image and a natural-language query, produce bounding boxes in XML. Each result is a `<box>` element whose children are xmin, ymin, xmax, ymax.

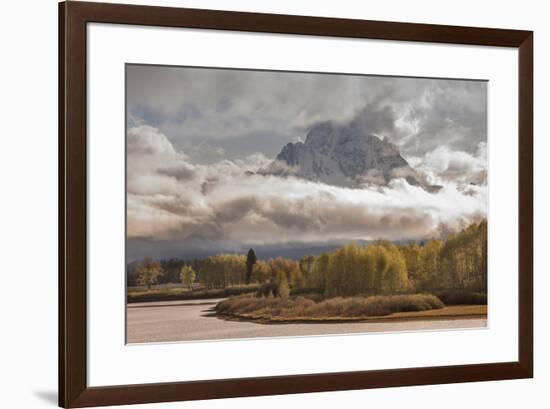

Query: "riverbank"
<box><xmin>127</xmin><ymin>284</ymin><xmax>259</xmax><ymax>303</ymax></box>
<box><xmin>216</xmin><ymin>304</ymin><xmax>487</xmax><ymax>324</ymax></box>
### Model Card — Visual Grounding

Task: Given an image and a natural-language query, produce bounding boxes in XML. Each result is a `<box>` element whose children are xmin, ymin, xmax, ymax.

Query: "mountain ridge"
<box><xmin>263</xmin><ymin>121</ymin><xmax>439</xmax><ymax>191</ymax></box>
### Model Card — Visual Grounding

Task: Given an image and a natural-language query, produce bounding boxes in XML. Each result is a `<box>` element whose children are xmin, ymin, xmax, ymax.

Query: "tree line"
<box><xmin>128</xmin><ymin>220</ymin><xmax>487</xmax><ymax>297</ymax></box>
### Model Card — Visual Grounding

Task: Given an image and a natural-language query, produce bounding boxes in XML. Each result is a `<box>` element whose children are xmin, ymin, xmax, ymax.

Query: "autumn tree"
<box><xmin>268</xmin><ymin>258</ymin><xmax>300</xmax><ymax>282</ymax></box>
<box><xmin>276</xmin><ymin>270</ymin><xmax>290</xmax><ymax>298</ymax></box>
<box><xmin>252</xmin><ymin>260</ymin><xmax>271</xmax><ymax>284</ymax></box>
<box><xmin>200</xmin><ymin>254</ymin><xmax>247</xmax><ymax>288</ymax></box>
<box><xmin>438</xmin><ymin>220</ymin><xmax>487</xmax><ymax>291</ymax></box>
<box><xmin>382</xmin><ymin>245</ymin><xmax>409</xmax><ymax>293</ymax></box>
<box><xmin>263</xmin><ymin>257</ymin><xmax>301</xmax><ymax>296</ymax></box>
<box><xmin>310</xmin><ymin>253</ymin><xmax>330</xmax><ymax>294</ymax></box>
<box><xmin>180</xmin><ymin>265</ymin><xmax>196</xmax><ymax>289</ymax></box>
<box><xmin>400</xmin><ymin>242</ymin><xmax>421</xmax><ymax>286</ymax></box>
<box><xmin>370</xmin><ymin>245</ymin><xmax>390</xmax><ymax>294</ymax></box>
<box><xmin>299</xmin><ymin>255</ymin><xmax>315</xmax><ymax>283</ymax></box>
<box><xmin>417</xmin><ymin>239</ymin><xmax>443</xmax><ymax>290</ymax></box>
<box><xmin>136</xmin><ymin>257</ymin><xmax>164</xmax><ymax>290</ymax></box>
<box><xmin>290</xmin><ymin>269</ymin><xmax>305</xmax><ymax>289</ymax></box>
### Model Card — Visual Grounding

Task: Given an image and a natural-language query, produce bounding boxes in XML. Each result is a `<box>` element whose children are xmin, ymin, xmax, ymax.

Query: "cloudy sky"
<box><xmin>126</xmin><ymin>64</ymin><xmax>487</xmax><ymax>261</ymax></box>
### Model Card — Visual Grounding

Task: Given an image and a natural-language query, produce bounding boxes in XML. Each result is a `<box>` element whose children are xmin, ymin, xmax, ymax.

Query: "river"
<box><xmin>126</xmin><ymin>299</ymin><xmax>487</xmax><ymax>344</ymax></box>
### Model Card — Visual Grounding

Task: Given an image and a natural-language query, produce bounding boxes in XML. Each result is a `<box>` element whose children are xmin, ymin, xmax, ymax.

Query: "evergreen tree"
<box><xmin>245</xmin><ymin>248</ymin><xmax>257</xmax><ymax>284</ymax></box>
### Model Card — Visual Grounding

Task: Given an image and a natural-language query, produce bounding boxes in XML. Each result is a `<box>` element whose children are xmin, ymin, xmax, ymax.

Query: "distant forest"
<box><xmin>128</xmin><ymin>220</ymin><xmax>487</xmax><ymax>298</ymax></box>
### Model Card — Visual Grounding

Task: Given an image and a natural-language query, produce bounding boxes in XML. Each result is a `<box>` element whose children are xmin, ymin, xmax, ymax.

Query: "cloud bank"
<box><xmin>127</xmin><ymin>124</ymin><xmax>487</xmax><ymax>260</ymax></box>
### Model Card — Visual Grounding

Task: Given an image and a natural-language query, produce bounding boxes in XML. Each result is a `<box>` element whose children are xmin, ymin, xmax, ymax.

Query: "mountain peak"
<box><xmin>264</xmin><ymin>121</ymin><xmax>433</xmax><ymax>190</ymax></box>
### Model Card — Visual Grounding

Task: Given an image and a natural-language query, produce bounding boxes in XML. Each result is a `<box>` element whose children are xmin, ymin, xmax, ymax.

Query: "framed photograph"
<box><xmin>59</xmin><ymin>1</ymin><xmax>533</xmax><ymax>407</ymax></box>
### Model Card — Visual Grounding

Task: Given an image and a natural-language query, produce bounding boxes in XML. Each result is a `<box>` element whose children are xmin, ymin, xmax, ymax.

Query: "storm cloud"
<box><xmin>127</xmin><ymin>65</ymin><xmax>487</xmax><ymax>163</ymax></box>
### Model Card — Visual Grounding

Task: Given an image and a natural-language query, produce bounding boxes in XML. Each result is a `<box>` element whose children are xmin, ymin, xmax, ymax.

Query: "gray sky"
<box><xmin>126</xmin><ymin>64</ymin><xmax>487</xmax><ymax>261</ymax></box>
<box><xmin>127</xmin><ymin>64</ymin><xmax>487</xmax><ymax>163</ymax></box>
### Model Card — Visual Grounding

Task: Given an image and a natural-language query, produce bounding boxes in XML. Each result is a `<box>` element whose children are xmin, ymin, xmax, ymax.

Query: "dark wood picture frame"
<box><xmin>59</xmin><ymin>1</ymin><xmax>533</xmax><ymax>407</ymax></box>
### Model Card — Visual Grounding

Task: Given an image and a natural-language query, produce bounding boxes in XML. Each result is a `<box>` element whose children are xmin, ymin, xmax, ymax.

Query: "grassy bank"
<box><xmin>216</xmin><ymin>294</ymin><xmax>447</xmax><ymax>322</ymax></box>
<box><xmin>127</xmin><ymin>284</ymin><xmax>259</xmax><ymax>303</ymax></box>
<box><xmin>435</xmin><ymin>290</ymin><xmax>487</xmax><ymax>305</ymax></box>
<box><xmin>383</xmin><ymin>304</ymin><xmax>487</xmax><ymax>320</ymax></box>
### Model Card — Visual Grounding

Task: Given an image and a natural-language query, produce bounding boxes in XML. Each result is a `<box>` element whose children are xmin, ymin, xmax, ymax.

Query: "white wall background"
<box><xmin>0</xmin><ymin>0</ymin><xmax>546</xmax><ymax>408</ymax></box>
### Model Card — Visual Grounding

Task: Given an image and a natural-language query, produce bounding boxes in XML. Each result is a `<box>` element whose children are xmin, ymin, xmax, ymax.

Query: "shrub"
<box><xmin>216</xmin><ymin>294</ymin><xmax>445</xmax><ymax>320</ymax></box>
<box><xmin>257</xmin><ymin>282</ymin><xmax>277</xmax><ymax>297</ymax></box>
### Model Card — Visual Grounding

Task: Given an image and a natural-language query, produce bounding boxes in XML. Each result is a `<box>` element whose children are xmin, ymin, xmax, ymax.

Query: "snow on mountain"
<box><xmin>263</xmin><ymin>121</ymin><xmax>438</xmax><ymax>191</ymax></box>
